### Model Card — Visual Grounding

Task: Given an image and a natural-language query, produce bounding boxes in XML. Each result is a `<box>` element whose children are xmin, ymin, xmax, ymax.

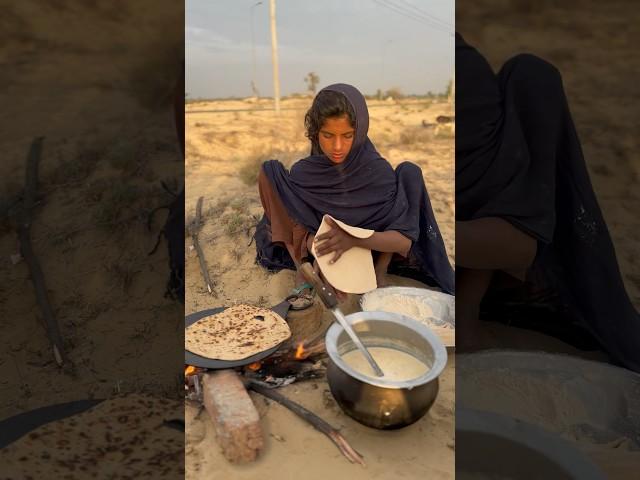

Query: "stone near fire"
<box><xmin>202</xmin><ymin>370</ymin><xmax>264</xmax><ymax>463</ymax></box>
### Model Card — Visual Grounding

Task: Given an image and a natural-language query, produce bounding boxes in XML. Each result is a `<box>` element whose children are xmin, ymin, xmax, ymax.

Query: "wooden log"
<box><xmin>14</xmin><ymin>137</ymin><xmax>66</xmax><ymax>366</ymax></box>
<box><xmin>248</xmin><ymin>380</ymin><xmax>365</xmax><ymax>466</ymax></box>
<box><xmin>191</xmin><ymin>196</ymin><xmax>215</xmax><ymax>295</ymax></box>
<box><xmin>202</xmin><ymin>370</ymin><xmax>263</xmax><ymax>463</ymax></box>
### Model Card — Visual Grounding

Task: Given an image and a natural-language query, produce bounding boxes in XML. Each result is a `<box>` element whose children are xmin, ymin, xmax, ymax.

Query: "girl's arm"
<box><xmin>313</xmin><ymin>217</ymin><xmax>411</xmax><ymax>264</ymax></box>
<box><xmin>354</xmin><ymin>231</ymin><xmax>411</xmax><ymax>257</ymax></box>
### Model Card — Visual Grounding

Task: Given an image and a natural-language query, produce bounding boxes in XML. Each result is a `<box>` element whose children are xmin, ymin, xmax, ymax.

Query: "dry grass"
<box><xmin>49</xmin><ymin>147</ymin><xmax>102</xmax><ymax>185</ymax></box>
<box><xmin>206</xmin><ymin>198</ymin><xmax>230</xmax><ymax>218</ymax></box>
<box><xmin>105</xmin><ymin>258</ymin><xmax>141</xmax><ymax>294</ymax></box>
<box><xmin>93</xmin><ymin>183</ymin><xmax>141</xmax><ymax>231</ymax></box>
<box><xmin>238</xmin><ymin>143</ymin><xmax>309</xmax><ymax>186</ymax></box>
<box><xmin>398</xmin><ymin>127</ymin><xmax>434</xmax><ymax>145</ymax></box>
<box><xmin>220</xmin><ymin>211</ymin><xmax>255</xmax><ymax>237</ymax></box>
<box><xmin>238</xmin><ymin>153</ymin><xmax>267</xmax><ymax>186</ymax></box>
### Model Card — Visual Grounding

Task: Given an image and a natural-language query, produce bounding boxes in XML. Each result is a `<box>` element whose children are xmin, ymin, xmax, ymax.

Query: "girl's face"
<box><xmin>318</xmin><ymin>115</ymin><xmax>355</xmax><ymax>164</ymax></box>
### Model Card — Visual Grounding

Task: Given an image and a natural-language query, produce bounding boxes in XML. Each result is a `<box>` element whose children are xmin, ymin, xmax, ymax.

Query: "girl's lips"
<box><xmin>332</xmin><ymin>153</ymin><xmax>344</xmax><ymax>159</ymax></box>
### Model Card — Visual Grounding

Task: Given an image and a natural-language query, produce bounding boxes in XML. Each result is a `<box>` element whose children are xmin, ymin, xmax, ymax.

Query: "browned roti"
<box><xmin>0</xmin><ymin>394</ymin><xmax>183</xmax><ymax>479</ymax></box>
<box><xmin>185</xmin><ymin>304</ymin><xmax>291</xmax><ymax>361</ymax></box>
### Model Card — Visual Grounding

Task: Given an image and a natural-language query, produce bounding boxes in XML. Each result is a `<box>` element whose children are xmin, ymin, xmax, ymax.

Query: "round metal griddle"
<box><xmin>185</xmin><ymin>300</ymin><xmax>292</xmax><ymax>369</ymax></box>
<box><xmin>0</xmin><ymin>398</ymin><xmax>183</xmax><ymax>449</ymax></box>
<box><xmin>0</xmin><ymin>399</ymin><xmax>104</xmax><ymax>449</ymax></box>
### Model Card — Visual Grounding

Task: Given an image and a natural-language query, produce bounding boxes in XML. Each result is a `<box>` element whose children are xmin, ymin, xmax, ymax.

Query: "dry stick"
<box><xmin>15</xmin><ymin>137</ymin><xmax>66</xmax><ymax>366</ymax></box>
<box><xmin>191</xmin><ymin>196</ymin><xmax>216</xmax><ymax>295</ymax></box>
<box><xmin>247</xmin><ymin>380</ymin><xmax>365</xmax><ymax>466</ymax></box>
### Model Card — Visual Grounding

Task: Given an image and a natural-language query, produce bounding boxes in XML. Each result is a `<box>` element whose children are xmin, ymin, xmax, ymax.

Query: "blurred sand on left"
<box><xmin>0</xmin><ymin>1</ymin><xmax>184</xmax><ymax>418</ymax></box>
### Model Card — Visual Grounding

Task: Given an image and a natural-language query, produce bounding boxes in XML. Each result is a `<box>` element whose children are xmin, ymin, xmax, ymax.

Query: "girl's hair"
<box><xmin>304</xmin><ymin>90</ymin><xmax>356</xmax><ymax>153</ymax></box>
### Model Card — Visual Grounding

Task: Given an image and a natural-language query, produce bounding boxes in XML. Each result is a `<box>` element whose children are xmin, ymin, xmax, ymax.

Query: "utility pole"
<box><xmin>269</xmin><ymin>0</ymin><xmax>280</xmax><ymax>114</ymax></box>
<box><xmin>250</xmin><ymin>1</ymin><xmax>262</xmax><ymax>98</ymax></box>
<box><xmin>451</xmin><ymin>72</ymin><xmax>455</xmax><ymax>106</ymax></box>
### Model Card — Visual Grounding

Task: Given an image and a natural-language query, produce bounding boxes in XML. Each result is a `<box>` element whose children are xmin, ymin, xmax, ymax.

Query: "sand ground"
<box><xmin>0</xmin><ymin>1</ymin><xmax>183</xmax><ymax>420</ymax></box>
<box><xmin>185</xmin><ymin>97</ymin><xmax>455</xmax><ymax>478</ymax></box>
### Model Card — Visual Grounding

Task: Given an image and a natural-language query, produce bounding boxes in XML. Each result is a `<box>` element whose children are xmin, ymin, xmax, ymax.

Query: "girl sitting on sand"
<box><xmin>255</xmin><ymin>83</ymin><xmax>454</xmax><ymax>308</ymax></box>
<box><xmin>455</xmin><ymin>33</ymin><xmax>640</xmax><ymax>372</ymax></box>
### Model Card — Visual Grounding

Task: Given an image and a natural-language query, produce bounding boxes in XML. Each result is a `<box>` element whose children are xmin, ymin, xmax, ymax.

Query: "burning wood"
<box><xmin>185</xmin><ymin>340</ymin><xmax>363</xmax><ymax>467</ymax></box>
<box><xmin>266</xmin><ymin>338</ymin><xmax>326</xmax><ymax>363</ymax></box>
<box><xmin>246</xmin><ymin>362</ymin><xmax>262</xmax><ymax>371</ymax></box>
<box><xmin>185</xmin><ymin>338</ymin><xmax>326</xmax><ymax>400</ymax></box>
<box><xmin>248</xmin><ymin>380</ymin><xmax>365</xmax><ymax>466</ymax></box>
<box><xmin>185</xmin><ymin>365</ymin><xmax>205</xmax><ymax>401</ymax></box>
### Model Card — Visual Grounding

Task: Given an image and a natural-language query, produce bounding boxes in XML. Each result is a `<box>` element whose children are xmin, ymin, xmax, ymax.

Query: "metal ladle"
<box><xmin>300</xmin><ymin>262</ymin><xmax>384</xmax><ymax>377</ymax></box>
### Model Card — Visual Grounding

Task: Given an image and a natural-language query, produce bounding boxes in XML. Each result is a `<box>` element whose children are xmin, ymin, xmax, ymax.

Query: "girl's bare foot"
<box><xmin>287</xmin><ymin>269</ymin><xmax>314</xmax><ymax>310</ymax></box>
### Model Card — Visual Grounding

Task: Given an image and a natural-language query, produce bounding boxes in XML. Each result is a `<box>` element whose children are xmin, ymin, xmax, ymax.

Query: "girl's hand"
<box><xmin>313</xmin><ymin>258</ymin><xmax>348</xmax><ymax>302</ymax></box>
<box><xmin>314</xmin><ymin>217</ymin><xmax>359</xmax><ymax>264</ymax></box>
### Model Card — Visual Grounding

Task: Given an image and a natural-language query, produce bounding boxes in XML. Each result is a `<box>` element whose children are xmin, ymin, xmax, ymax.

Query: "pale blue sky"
<box><xmin>186</xmin><ymin>0</ymin><xmax>454</xmax><ymax>99</ymax></box>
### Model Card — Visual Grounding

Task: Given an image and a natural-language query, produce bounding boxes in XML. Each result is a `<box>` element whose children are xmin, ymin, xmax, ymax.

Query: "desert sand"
<box><xmin>185</xmin><ymin>96</ymin><xmax>455</xmax><ymax>478</ymax></box>
<box><xmin>0</xmin><ymin>1</ymin><xmax>183</xmax><ymax>422</ymax></box>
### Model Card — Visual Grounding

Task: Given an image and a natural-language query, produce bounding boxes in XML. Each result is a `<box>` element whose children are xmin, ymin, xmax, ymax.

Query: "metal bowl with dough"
<box><xmin>360</xmin><ymin>286</ymin><xmax>455</xmax><ymax>347</ymax></box>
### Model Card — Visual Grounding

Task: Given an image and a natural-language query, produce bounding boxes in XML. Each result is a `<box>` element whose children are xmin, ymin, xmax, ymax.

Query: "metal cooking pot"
<box><xmin>457</xmin><ymin>408</ymin><xmax>607</xmax><ymax>479</ymax></box>
<box><xmin>325</xmin><ymin>311</ymin><xmax>447</xmax><ymax>429</ymax></box>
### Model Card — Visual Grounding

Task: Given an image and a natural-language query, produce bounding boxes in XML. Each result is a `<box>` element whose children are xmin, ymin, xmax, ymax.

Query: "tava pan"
<box><xmin>184</xmin><ymin>299</ymin><xmax>292</xmax><ymax>369</ymax></box>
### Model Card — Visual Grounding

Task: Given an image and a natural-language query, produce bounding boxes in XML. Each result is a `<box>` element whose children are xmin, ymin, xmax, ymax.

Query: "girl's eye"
<box><xmin>322</xmin><ymin>133</ymin><xmax>333</xmax><ymax>139</ymax></box>
<box><xmin>344</xmin><ymin>134</ymin><xmax>354</xmax><ymax>139</ymax></box>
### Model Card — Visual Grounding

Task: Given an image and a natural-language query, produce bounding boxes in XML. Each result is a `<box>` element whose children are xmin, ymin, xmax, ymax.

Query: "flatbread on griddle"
<box><xmin>0</xmin><ymin>394</ymin><xmax>183</xmax><ymax>479</ymax></box>
<box><xmin>185</xmin><ymin>304</ymin><xmax>290</xmax><ymax>361</ymax></box>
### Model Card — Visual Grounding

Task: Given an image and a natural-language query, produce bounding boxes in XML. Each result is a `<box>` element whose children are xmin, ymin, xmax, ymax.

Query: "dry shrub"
<box><xmin>50</xmin><ymin>147</ymin><xmax>102</xmax><ymax>185</ymax></box>
<box><xmin>220</xmin><ymin>211</ymin><xmax>254</xmax><ymax>237</ymax></box>
<box><xmin>398</xmin><ymin>127</ymin><xmax>434</xmax><ymax>145</ymax></box>
<box><xmin>205</xmin><ymin>198</ymin><xmax>230</xmax><ymax>219</ymax></box>
<box><xmin>93</xmin><ymin>183</ymin><xmax>141</xmax><ymax>230</ymax></box>
<box><xmin>105</xmin><ymin>258</ymin><xmax>140</xmax><ymax>293</ymax></box>
<box><xmin>238</xmin><ymin>155</ymin><xmax>264</xmax><ymax>186</ymax></box>
<box><xmin>385</xmin><ymin>87</ymin><xmax>404</xmax><ymax>99</ymax></box>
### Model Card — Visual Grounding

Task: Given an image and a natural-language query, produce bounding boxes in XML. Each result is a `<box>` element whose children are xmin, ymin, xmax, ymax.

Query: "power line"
<box><xmin>381</xmin><ymin>0</ymin><xmax>453</xmax><ymax>33</ymax></box>
<box><xmin>372</xmin><ymin>0</ymin><xmax>453</xmax><ymax>35</ymax></box>
<box><xmin>392</xmin><ymin>0</ymin><xmax>453</xmax><ymax>29</ymax></box>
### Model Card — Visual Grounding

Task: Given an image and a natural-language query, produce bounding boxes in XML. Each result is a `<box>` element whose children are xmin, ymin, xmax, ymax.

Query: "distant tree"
<box><xmin>304</xmin><ymin>72</ymin><xmax>320</xmax><ymax>95</ymax></box>
<box><xmin>384</xmin><ymin>87</ymin><xmax>403</xmax><ymax>99</ymax></box>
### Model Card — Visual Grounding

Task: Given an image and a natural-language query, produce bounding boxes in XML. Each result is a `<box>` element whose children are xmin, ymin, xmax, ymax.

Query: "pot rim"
<box><xmin>325</xmin><ymin>310</ymin><xmax>448</xmax><ymax>389</ymax></box>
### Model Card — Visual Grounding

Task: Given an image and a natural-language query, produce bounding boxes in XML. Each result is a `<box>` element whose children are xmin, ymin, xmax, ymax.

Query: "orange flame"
<box><xmin>294</xmin><ymin>342</ymin><xmax>306</xmax><ymax>360</ymax></box>
<box><xmin>185</xmin><ymin>365</ymin><xmax>196</xmax><ymax>376</ymax></box>
<box><xmin>247</xmin><ymin>362</ymin><xmax>262</xmax><ymax>371</ymax></box>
